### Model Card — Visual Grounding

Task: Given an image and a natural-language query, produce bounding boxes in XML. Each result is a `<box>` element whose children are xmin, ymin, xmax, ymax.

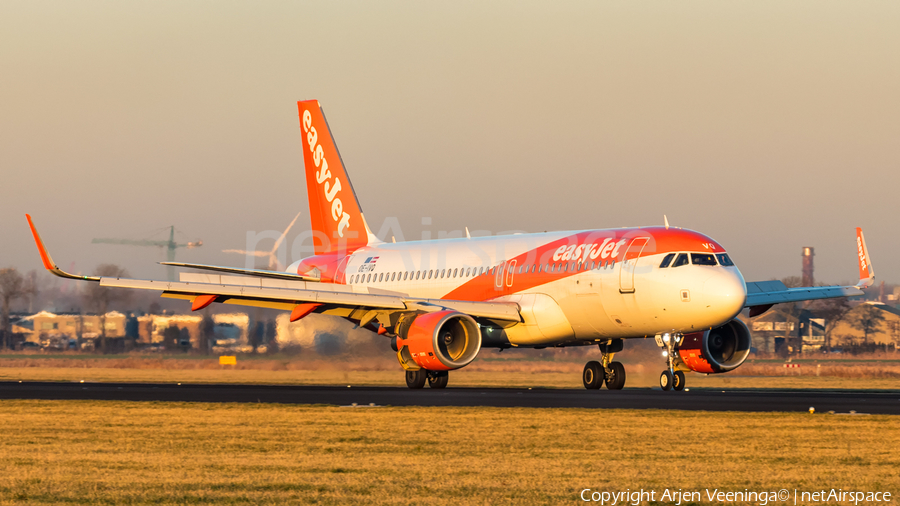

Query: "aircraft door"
<box><xmin>494</xmin><ymin>261</ymin><xmax>506</xmax><ymax>292</ymax></box>
<box><xmin>618</xmin><ymin>237</ymin><xmax>649</xmax><ymax>293</ymax></box>
<box><xmin>506</xmin><ymin>259</ymin><xmax>517</xmax><ymax>288</ymax></box>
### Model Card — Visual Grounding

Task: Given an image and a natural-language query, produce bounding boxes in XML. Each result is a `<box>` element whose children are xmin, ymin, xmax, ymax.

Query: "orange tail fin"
<box><xmin>856</xmin><ymin>227</ymin><xmax>875</xmax><ymax>287</ymax></box>
<box><xmin>297</xmin><ymin>100</ymin><xmax>376</xmax><ymax>255</ymax></box>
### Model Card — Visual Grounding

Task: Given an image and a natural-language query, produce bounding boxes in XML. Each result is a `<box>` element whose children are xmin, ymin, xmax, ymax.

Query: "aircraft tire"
<box><xmin>673</xmin><ymin>371</ymin><xmax>685</xmax><ymax>391</ymax></box>
<box><xmin>605</xmin><ymin>362</ymin><xmax>626</xmax><ymax>390</ymax></box>
<box><xmin>427</xmin><ymin>371</ymin><xmax>449</xmax><ymax>389</ymax></box>
<box><xmin>582</xmin><ymin>361</ymin><xmax>604</xmax><ymax>389</ymax></box>
<box><xmin>406</xmin><ymin>370</ymin><xmax>427</xmax><ymax>389</ymax></box>
<box><xmin>659</xmin><ymin>370</ymin><xmax>673</xmax><ymax>391</ymax></box>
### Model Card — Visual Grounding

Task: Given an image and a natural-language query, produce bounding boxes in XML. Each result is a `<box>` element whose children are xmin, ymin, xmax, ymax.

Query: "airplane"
<box><xmin>25</xmin><ymin>99</ymin><xmax>876</xmax><ymax>391</ymax></box>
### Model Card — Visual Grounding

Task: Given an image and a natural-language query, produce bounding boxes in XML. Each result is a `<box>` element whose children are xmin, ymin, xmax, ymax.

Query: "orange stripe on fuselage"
<box><xmin>441</xmin><ymin>227</ymin><xmax>724</xmax><ymax>301</ymax></box>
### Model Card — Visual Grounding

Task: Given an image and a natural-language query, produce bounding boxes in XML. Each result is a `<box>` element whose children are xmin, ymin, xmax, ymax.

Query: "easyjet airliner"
<box><xmin>26</xmin><ymin>100</ymin><xmax>876</xmax><ymax>391</ymax></box>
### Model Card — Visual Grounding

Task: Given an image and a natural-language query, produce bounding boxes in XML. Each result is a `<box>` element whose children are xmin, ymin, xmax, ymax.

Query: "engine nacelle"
<box><xmin>394</xmin><ymin>311</ymin><xmax>482</xmax><ymax>371</ymax></box>
<box><xmin>678</xmin><ymin>319</ymin><xmax>751</xmax><ymax>373</ymax></box>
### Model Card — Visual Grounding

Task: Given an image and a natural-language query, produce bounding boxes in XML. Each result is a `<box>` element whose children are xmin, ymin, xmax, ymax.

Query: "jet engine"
<box><xmin>677</xmin><ymin>319</ymin><xmax>751</xmax><ymax>373</ymax></box>
<box><xmin>392</xmin><ymin>310</ymin><xmax>482</xmax><ymax>371</ymax></box>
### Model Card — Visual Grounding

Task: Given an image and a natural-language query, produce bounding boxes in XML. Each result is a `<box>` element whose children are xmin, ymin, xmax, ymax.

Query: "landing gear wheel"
<box><xmin>427</xmin><ymin>371</ymin><xmax>449</xmax><ymax>389</ymax></box>
<box><xmin>659</xmin><ymin>370</ymin><xmax>673</xmax><ymax>391</ymax></box>
<box><xmin>583</xmin><ymin>361</ymin><xmax>604</xmax><ymax>390</ymax></box>
<box><xmin>673</xmin><ymin>371</ymin><xmax>685</xmax><ymax>391</ymax></box>
<box><xmin>406</xmin><ymin>370</ymin><xmax>427</xmax><ymax>389</ymax></box>
<box><xmin>605</xmin><ymin>361</ymin><xmax>626</xmax><ymax>390</ymax></box>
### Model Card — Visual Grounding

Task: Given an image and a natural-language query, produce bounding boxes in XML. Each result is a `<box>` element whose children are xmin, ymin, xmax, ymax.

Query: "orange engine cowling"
<box><xmin>678</xmin><ymin>318</ymin><xmax>752</xmax><ymax>373</ymax></box>
<box><xmin>394</xmin><ymin>311</ymin><xmax>482</xmax><ymax>371</ymax></box>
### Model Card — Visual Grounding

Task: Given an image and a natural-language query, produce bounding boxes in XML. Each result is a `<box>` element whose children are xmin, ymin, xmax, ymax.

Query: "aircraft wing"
<box><xmin>26</xmin><ymin>215</ymin><xmax>521</xmax><ymax>324</ymax></box>
<box><xmin>743</xmin><ymin>227</ymin><xmax>874</xmax><ymax>317</ymax></box>
<box><xmin>100</xmin><ymin>275</ymin><xmax>521</xmax><ymax>322</ymax></box>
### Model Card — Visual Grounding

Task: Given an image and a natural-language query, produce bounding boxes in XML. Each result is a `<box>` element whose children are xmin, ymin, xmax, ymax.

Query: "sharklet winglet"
<box><xmin>25</xmin><ymin>214</ymin><xmax>100</xmax><ymax>281</ymax></box>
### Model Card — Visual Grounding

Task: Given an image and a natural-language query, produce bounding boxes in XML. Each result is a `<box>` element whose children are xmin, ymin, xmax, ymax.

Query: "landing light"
<box><xmin>663</xmin><ymin>333</ymin><xmax>670</xmax><ymax>343</ymax></box>
<box><xmin>662</xmin><ymin>351</ymin><xmax>668</xmax><ymax>357</ymax></box>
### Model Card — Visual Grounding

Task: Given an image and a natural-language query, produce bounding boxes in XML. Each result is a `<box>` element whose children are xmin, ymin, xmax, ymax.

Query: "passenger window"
<box><xmin>659</xmin><ymin>253</ymin><xmax>676</xmax><ymax>268</ymax></box>
<box><xmin>378</xmin><ymin>273</ymin><xmax>384</xmax><ymax>282</ymax></box>
<box><xmin>428</xmin><ymin>270</ymin><xmax>433</xmax><ymax>279</ymax></box>
<box><xmin>391</xmin><ymin>272</ymin><xmax>396</xmax><ymax>281</ymax></box>
<box><xmin>691</xmin><ymin>253</ymin><xmax>717</xmax><ymax>266</ymax></box>
<box><xmin>610</xmin><ymin>260</ymin><xmax>615</xmax><ymax>268</ymax></box>
<box><xmin>716</xmin><ymin>253</ymin><xmax>734</xmax><ymax>266</ymax></box>
<box><xmin>672</xmin><ymin>253</ymin><xmax>689</xmax><ymax>267</ymax></box>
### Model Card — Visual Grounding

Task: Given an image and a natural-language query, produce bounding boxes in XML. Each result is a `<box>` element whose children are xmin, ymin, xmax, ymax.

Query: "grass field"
<box><xmin>3</xmin><ymin>366</ymin><xmax>900</xmax><ymax>390</ymax></box>
<box><xmin>0</xmin><ymin>401</ymin><xmax>897</xmax><ymax>505</ymax></box>
<box><xmin>1</xmin><ymin>353</ymin><xmax>899</xmax><ymax>390</ymax></box>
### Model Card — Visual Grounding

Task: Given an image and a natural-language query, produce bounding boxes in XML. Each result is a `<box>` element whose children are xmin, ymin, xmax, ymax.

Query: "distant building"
<box><xmin>11</xmin><ymin>311</ymin><xmax>127</xmax><ymax>350</ymax></box>
<box><xmin>742</xmin><ymin>308</ymin><xmax>826</xmax><ymax>354</ymax></box>
<box><xmin>136</xmin><ymin>313</ymin><xmax>249</xmax><ymax>349</ymax></box>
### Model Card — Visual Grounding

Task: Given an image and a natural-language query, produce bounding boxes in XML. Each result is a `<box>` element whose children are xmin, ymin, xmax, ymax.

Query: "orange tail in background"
<box><xmin>856</xmin><ymin>227</ymin><xmax>875</xmax><ymax>287</ymax></box>
<box><xmin>297</xmin><ymin>100</ymin><xmax>376</xmax><ymax>255</ymax></box>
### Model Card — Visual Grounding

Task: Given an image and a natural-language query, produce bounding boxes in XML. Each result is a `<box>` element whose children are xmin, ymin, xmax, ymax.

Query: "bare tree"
<box><xmin>21</xmin><ymin>270</ymin><xmax>39</xmax><ymax>314</ymax></box>
<box><xmin>0</xmin><ymin>268</ymin><xmax>24</xmax><ymax>349</ymax></box>
<box><xmin>808</xmin><ymin>296</ymin><xmax>851</xmax><ymax>350</ymax></box>
<box><xmin>199</xmin><ymin>312</ymin><xmax>215</xmax><ymax>355</ymax></box>
<box><xmin>846</xmin><ymin>304</ymin><xmax>885</xmax><ymax>347</ymax></box>
<box><xmin>82</xmin><ymin>264</ymin><xmax>130</xmax><ymax>353</ymax></box>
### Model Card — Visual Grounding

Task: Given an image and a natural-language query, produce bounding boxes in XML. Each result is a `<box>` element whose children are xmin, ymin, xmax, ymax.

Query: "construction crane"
<box><xmin>92</xmin><ymin>226</ymin><xmax>202</xmax><ymax>280</ymax></box>
<box><xmin>222</xmin><ymin>211</ymin><xmax>302</xmax><ymax>271</ymax></box>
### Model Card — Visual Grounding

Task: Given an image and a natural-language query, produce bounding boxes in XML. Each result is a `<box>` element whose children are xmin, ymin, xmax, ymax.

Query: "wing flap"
<box><xmin>161</xmin><ymin>261</ymin><xmax>320</xmax><ymax>282</ymax></box>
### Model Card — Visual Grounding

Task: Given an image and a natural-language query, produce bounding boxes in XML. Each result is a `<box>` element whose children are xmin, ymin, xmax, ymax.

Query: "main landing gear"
<box><xmin>657</xmin><ymin>333</ymin><xmax>685</xmax><ymax>392</ymax></box>
<box><xmin>405</xmin><ymin>370</ymin><xmax>448</xmax><ymax>389</ymax></box>
<box><xmin>583</xmin><ymin>340</ymin><xmax>626</xmax><ymax>390</ymax></box>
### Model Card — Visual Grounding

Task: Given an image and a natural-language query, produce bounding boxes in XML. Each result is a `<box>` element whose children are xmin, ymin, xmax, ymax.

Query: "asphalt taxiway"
<box><xmin>1</xmin><ymin>382</ymin><xmax>898</xmax><ymax>414</ymax></box>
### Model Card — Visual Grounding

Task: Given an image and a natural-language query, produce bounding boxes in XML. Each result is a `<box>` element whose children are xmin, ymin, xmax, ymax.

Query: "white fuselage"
<box><xmin>289</xmin><ymin>226</ymin><xmax>747</xmax><ymax>348</ymax></box>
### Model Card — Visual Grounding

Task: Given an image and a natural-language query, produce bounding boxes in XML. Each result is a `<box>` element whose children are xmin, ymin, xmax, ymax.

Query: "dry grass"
<box><xmin>0</xmin><ymin>400</ymin><xmax>897</xmax><ymax>505</ymax></box>
<box><xmin>2</xmin><ymin>353</ymin><xmax>900</xmax><ymax>390</ymax></box>
<box><xmin>2</xmin><ymin>351</ymin><xmax>900</xmax><ymax>392</ymax></box>
<box><xmin>2</xmin><ymin>366</ymin><xmax>900</xmax><ymax>391</ymax></box>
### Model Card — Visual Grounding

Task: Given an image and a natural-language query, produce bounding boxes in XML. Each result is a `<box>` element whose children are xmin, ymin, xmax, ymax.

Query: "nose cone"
<box><xmin>703</xmin><ymin>269</ymin><xmax>747</xmax><ymax>320</ymax></box>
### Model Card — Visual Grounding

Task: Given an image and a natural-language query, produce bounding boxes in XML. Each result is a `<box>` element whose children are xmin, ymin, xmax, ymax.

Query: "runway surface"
<box><xmin>1</xmin><ymin>381</ymin><xmax>898</xmax><ymax>414</ymax></box>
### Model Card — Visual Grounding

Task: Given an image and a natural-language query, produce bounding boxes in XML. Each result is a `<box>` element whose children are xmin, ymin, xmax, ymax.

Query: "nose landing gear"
<box><xmin>656</xmin><ymin>333</ymin><xmax>686</xmax><ymax>392</ymax></box>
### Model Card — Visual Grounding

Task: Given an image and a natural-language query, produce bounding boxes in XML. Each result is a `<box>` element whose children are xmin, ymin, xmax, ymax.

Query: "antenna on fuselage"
<box><xmin>465</xmin><ymin>227</ymin><xmax>471</xmax><ymax>239</ymax></box>
<box><xmin>664</xmin><ymin>215</ymin><xmax>669</xmax><ymax>229</ymax></box>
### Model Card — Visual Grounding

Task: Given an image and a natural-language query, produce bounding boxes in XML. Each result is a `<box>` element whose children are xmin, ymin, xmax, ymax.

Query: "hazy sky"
<box><xmin>1</xmin><ymin>1</ymin><xmax>898</xmax><ymax>285</ymax></box>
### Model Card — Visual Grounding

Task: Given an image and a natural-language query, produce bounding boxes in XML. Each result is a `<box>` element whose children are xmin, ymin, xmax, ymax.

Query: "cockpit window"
<box><xmin>716</xmin><ymin>253</ymin><xmax>734</xmax><ymax>266</ymax></box>
<box><xmin>691</xmin><ymin>253</ymin><xmax>717</xmax><ymax>266</ymax></box>
<box><xmin>672</xmin><ymin>253</ymin><xmax>689</xmax><ymax>267</ymax></box>
<box><xmin>659</xmin><ymin>253</ymin><xmax>676</xmax><ymax>268</ymax></box>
